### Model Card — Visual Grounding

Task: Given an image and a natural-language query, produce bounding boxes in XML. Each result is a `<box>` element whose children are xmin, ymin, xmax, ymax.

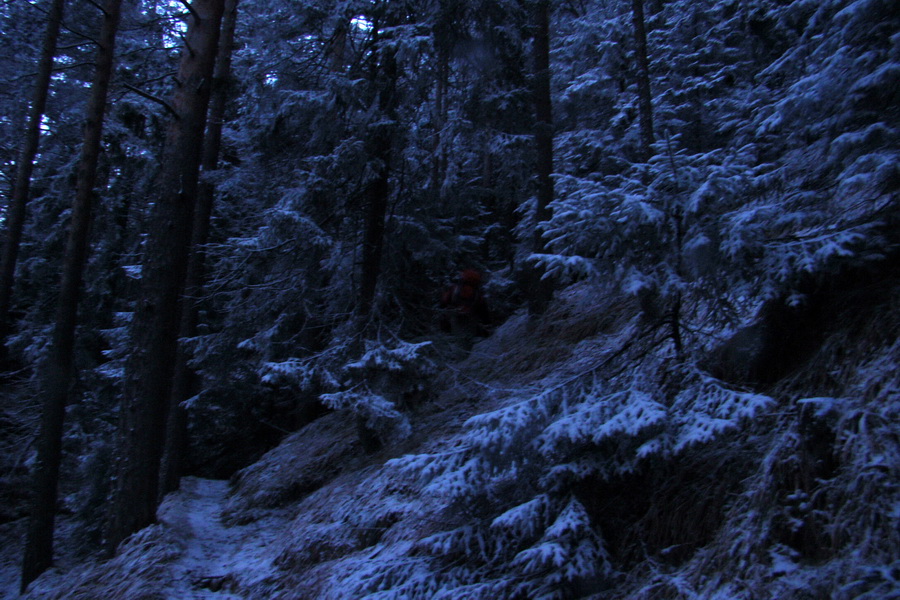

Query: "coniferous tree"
<box><xmin>0</xmin><ymin>0</ymin><xmax>894</xmax><ymax>597</ymax></box>
<box><xmin>104</xmin><ymin>0</ymin><xmax>225</xmax><ymax>553</ymax></box>
<box><xmin>160</xmin><ymin>0</ymin><xmax>240</xmax><ymax>497</ymax></box>
<box><xmin>358</xmin><ymin>4</ymin><xmax>400</xmax><ymax>318</ymax></box>
<box><xmin>631</xmin><ymin>0</ymin><xmax>653</xmax><ymax>160</ymax></box>
<box><xmin>20</xmin><ymin>0</ymin><xmax>124</xmax><ymax>587</ymax></box>
<box><xmin>526</xmin><ymin>0</ymin><xmax>556</xmax><ymax>313</ymax></box>
<box><xmin>0</xmin><ymin>0</ymin><xmax>66</xmax><ymax>338</ymax></box>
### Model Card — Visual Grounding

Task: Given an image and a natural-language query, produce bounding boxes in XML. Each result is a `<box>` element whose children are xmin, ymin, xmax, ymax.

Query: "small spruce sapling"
<box><xmin>321</xmin><ymin>339</ymin><xmax>436</xmax><ymax>452</ymax></box>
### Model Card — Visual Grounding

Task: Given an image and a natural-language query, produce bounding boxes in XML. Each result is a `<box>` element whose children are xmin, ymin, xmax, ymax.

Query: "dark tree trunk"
<box><xmin>19</xmin><ymin>0</ymin><xmax>123</xmax><ymax>589</ymax></box>
<box><xmin>532</xmin><ymin>0</ymin><xmax>553</xmax><ymax>245</ymax></box>
<box><xmin>358</xmin><ymin>30</ymin><xmax>398</xmax><ymax>316</ymax></box>
<box><xmin>104</xmin><ymin>0</ymin><xmax>225</xmax><ymax>554</ymax></box>
<box><xmin>527</xmin><ymin>0</ymin><xmax>555</xmax><ymax>313</ymax></box>
<box><xmin>160</xmin><ymin>0</ymin><xmax>239</xmax><ymax>497</ymax></box>
<box><xmin>632</xmin><ymin>0</ymin><xmax>655</xmax><ymax>160</ymax></box>
<box><xmin>0</xmin><ymin>0</ymin><xmax>66</xmax><ymax>337</ymax></box>
<box><xmin>328</xmin><ymin>20</ymin><xmax>347</xmax><ymax>73</ymax></box>
<box><xmin>429</xmin><ymin>51</ymin><xmax>448</xmax><ymax>197</ymax></box>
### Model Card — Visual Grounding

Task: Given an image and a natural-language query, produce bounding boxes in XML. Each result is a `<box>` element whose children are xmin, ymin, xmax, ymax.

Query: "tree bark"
<box><xmin>527</xmin><ymin>0</ymin><xmax>555</xmax><ymax>313</ymax></box>
<box><xmin>160</xmin><ymin>0</ymin><xmax>239</xmax><ymax>498</ymax></box>
<box><xmin>632</xmin><ymin>0</ymin><xmax>655</xmax><ymax>160</ymax></box>
<box><xmin>104</xmin><ymin>0</ymin><xmax>225</xmax><ymax>554</ymax></box>
<box><xmin>19</xmin><ymin>0</ymin><xmax>122</xmax><ymax>589</ymax></box>
<box><xmin>429</xmin><ymin>50</ymin><xmax>448</xmax><ymax>198</ymax></box>
<box><xmin>0</xmin><ymin>0</ymin><xmax>66</xmax><ymax>337</ymax></box>
<box><xmin>358</xmin><ymin>26</ymin><xmax>398</xmax><ymax>317</ymax></box>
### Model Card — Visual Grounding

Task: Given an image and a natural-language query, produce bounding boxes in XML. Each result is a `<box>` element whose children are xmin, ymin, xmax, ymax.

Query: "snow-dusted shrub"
<box><xmin>341</xmin><ymin>340</ymin><xmax>437</xmax><ymax>411</ymax></box>
<box><xmin>319</xmin><ymin>340</ymin><xmax>437</xmax><ymax>451</ymax></box>
<box><xmin>604</xmin><ymin>275</ymin><xmax>900</xmax><ymax>599</ymax></box>
<box><xmin>360</xmin><ymin>310</ymin><xmax>776</xmax><ymax>598</ymax></box>
<box><xmin>320</xmin><ymin>390</ymin><xmax>411</xmax><ymax>449</ymax></box>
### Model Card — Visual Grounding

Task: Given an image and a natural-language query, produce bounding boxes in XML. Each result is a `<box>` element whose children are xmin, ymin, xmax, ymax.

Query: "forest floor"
<box><xmin>0</xmin><ymin>291</ymin><xmax>637</xmax><ymax>600</ymax></box>
<box><xmin>154</xmin><ymin>477</ymin><xmax>277</xmax><ymax>600</ymax></box>
<box><xmin>0</xmin><ymin>519</ymin><xmax>25</xmax><ymax>600</ymax></box>
<box><xmin>6</xmin><ymin>274</ymin><xmax>897</xmax><ymax>599</ymax></box>
<box><xmin>2</xmin><ymin>476</ymin><xmax>285</xmax><ymax>600</ymax></box>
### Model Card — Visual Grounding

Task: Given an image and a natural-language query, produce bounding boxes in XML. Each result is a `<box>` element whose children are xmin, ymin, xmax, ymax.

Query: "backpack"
<box><xmin>450</xmin><ymin>282</ymin><xmax>481</xmax><ymax>315</ymax></box>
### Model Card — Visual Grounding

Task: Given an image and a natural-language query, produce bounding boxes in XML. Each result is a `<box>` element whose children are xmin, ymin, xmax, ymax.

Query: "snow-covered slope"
<box><xmin>13</xmin><ymin>273</ymin><xmax>900</xmax><ymax>599</ymax></box>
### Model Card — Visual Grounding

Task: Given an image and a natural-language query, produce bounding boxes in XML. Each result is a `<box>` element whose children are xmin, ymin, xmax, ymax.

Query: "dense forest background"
<box><xmin>1</xmin><ymin>0</ymin><xmax>898</xmax><ymax>597</ymax></box>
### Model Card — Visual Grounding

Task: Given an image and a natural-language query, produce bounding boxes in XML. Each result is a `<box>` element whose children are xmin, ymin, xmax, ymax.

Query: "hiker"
<box><xmin>439</xmin><ymin>269</ymin><xmax>491</xmax><ymax>340</ymax></box>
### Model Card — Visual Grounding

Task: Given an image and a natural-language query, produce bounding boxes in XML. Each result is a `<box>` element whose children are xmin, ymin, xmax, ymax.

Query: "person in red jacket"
<box><xmin>440</xmin><ymin>269</ymin><xmax>491</xmax><ymax>341</ymax></box>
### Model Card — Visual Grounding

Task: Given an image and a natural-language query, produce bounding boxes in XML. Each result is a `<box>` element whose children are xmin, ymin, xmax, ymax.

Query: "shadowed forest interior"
<box><xmin>0</xmin><ymin>0</ymin><xmax>898</xmax><ymax>598</ymax></box>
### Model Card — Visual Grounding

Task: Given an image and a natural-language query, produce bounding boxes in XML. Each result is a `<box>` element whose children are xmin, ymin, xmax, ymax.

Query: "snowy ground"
<box><xmin>3</xmin><ymin>477</ymin><xmax>282</xmax><ymax>600</ymax></box>
<box><xmin>155</xmin><ymin>477</ymin><xmax>278</xmax><ymax>599</ymax></box>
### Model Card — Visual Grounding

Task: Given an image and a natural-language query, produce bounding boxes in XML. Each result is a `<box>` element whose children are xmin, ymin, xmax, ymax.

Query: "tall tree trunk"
<box><xmin>358</xmin><ymin>30</ymin><xmax>398</xmax><ymax>317</ymax></box>
<box><xmin>0</xmin><ymin>0</ymin><xmax>66</xmax><ymax>338</ymax></box>
<box><xmin>104</xmin><ymin>0</ymin><xmax>225</xmax><ymax>554</ymax></box>
<box><xmin>527</xmin><ymin>0</ymin><xmax>555</xmax><ymax>313</ymax></box>
<box><xmin>20</xmin><ymin>1</ymin><xmax>123</xmax><ymax>585</ymax></box>
<box><xmin>429</xmin><ymin>50</ymin><xmax>448</xmax><ymax>197</ymax></box>
<box><xmin>632</xmin><ymin>0</ymin><xmax>655</xmax><ymax>160</ymax></box>
<box><xmin>160</xmin><ymin>0</ymin><xmax>239</xmax><ymax>497</ymax></box>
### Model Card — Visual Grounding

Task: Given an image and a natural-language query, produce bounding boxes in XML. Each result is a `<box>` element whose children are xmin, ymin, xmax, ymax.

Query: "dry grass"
<box><xmin>222</xmin><ymin>412</ymin><xmax>364</xmax><ymax>524</ymax></box>
<box><xmin>449</xmin><ymin>282</ymin><xmax>640</xmax><ymax>385</ymax></box>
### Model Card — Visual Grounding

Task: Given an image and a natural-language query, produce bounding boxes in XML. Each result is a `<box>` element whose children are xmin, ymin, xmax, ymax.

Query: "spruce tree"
<box><xmin>104</xmin><ymin>0</ymin><xmax>226</xmax><ymax>553</ymax></box>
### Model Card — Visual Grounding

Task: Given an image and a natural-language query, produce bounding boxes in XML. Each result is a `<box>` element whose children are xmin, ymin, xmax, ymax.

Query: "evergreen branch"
<box><xmin>122</xmin><ymin>83</ymin><xmax>179</xmax><ymax>119</ymax></box>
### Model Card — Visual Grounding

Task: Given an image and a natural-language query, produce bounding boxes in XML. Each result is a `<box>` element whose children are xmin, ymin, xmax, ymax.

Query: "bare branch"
<box><xmin>12</xmin><ymin>59</ymin><xmax>97</xmax><ymax>81</ymax></box>
<box><xmin>83</xmin><ymin>0</ymin><xmax>109</xmax><ymax>17</ymax></box>
<box><xmin>176</xmin><ymin>0</ymin><xmax>201</xmax><ymax>23</ymax></box>
<box><xmin>177</xmin><ymin>30</ymin><xmax>196</xmax><ymax>57</ymax></box>
<box><xmin>57</xmin><ymin>41</ymin><xmax>99</xmax><ymax>51</ymax></box>
<box><xmin>128</xmin><ymin>71</ymin><xmax>180</xmax><ymax>88</ymax></box>
<box><xmin>122</xmin><ymin>83</ymin><xmax>179</xmax><ymax>119</ymax></box>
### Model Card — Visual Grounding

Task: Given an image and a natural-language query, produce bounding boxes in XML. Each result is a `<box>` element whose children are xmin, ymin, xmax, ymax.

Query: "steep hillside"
<box><xmin>13</xmin><ymin>259</ymin><xmax>900</xmax><ymax>599</ymax></box>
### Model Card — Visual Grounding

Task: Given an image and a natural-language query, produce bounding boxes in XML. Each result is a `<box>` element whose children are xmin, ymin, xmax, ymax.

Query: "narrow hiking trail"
<box><xmin>156</xmin><ymin>477</ymin><xmax>278</xmax><ymax>599</ymax></box>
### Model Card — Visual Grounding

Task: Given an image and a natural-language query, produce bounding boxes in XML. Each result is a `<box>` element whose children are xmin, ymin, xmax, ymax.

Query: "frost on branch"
<box><xmin>320</xmin><ymin>390</ymin><xmax>410</xmax><ymax>443</ymax></box>
<box><xmin>320</xmin><ymin>339</ymin><xmax>437</xmax><ymax>450</ymax></box>
<box><xmin>672</xmin><ymin>370</ymin><xmax>774</xmax><ymax>452</ymax></box>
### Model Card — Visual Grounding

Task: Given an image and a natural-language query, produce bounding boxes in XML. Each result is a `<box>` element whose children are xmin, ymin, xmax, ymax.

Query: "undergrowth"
<box><xmin>252</xmin><ymin>269</ymin><xmax>900</xmax><ymax>600</ymax></box>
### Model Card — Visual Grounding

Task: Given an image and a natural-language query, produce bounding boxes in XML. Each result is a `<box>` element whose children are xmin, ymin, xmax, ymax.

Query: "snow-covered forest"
<box><xmin>1</xmin><ymin>0</ymin><xmax>898</xmax><ymax>597</ymax></box>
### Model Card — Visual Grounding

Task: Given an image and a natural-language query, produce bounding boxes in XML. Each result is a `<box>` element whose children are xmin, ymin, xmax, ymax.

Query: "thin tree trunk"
<box><xmin>666</xmin><ymin>135</ymin><xmax>684</xmax><ymax>360</ymax></box>
<box><xmin>328</xmin><ymin>21</ymin><xmax>347</xmax><ymax>73</ymax></box>
<box><xmin>533</xmin><ymin>0</ymin><xmax>553</xmax><ymax>245</ymax></box>
<box><xmin>104</xmin><ymin>0</ymin><xmax>225</xmax><ymax>554</ymax></box>
<box><xmin>160</xmin><ymin>0</ymin><xmax>239</xmax><ymax>497</ymax></box>
<box><xmin>0</xmin><ymin>0</ymin><xmax>66</xmax><ymax>336</ymax></box>
<box><xmin>632</xmin><ymin>0</ymin><xmax>655</xmax><ymax>160</ymax></box>
<box><xmin>20</xmin><ymin>0</ymin><xmax>123</xmax><ymax>589</ymax></box>
<box><xmin>358</xmin><ymin>29</ymin><xmax>398</xmax><ymax>317</ymax></box>
<box><xmin>429</xmin><ymin>51</ymin><xmax>448</xmax><ymax>197</ymax></box>
<box><xmin>528</xmin><ymin>0</ymin><xmax>555</xmax><ymax>313</ymax></box>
